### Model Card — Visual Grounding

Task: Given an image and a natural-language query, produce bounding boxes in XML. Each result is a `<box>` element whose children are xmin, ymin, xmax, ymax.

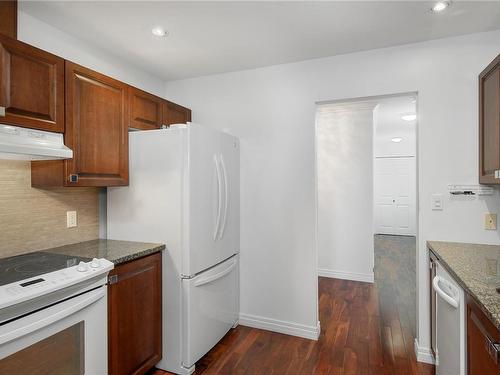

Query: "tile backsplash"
<box><xmin>0</xmin><ymin>160</ymin><xmax>100</xmax><ymax>258</ymax></box>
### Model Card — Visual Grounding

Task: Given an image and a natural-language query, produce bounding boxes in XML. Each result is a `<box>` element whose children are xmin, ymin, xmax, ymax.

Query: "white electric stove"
<box><xmin>0</xmin><ymin>251</ymin><xmax>114</xmax><ymax>375</ymax></box>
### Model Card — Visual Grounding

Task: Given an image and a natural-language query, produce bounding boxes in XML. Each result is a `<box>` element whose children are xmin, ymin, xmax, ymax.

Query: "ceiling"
<box><xmin>20</xmin><ymin>1</ymin><xmax>500</xmax><ymax>81</ymax></box>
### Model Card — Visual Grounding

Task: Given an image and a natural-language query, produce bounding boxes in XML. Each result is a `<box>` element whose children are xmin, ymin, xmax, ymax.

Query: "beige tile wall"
<box><xmin>0</xmin><ymin>160</ymin><xmax>100</xmax><ymax>258</ymax></box>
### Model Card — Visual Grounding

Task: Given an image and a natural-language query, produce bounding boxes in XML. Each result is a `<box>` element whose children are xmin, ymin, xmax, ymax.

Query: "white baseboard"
<box><xmin>414</xmin><ymin>338</ymin><xmax>435</xmax><ymax>364</ymax></box>
<box><xmin>318</xmin><ymin>268</ymin><xmax>374</xmax><ymax>283</ymax></box>
<box><xmin>239</xmin><ymin>313</ymin><xmax>320</xmax><ymax>341</ymax></box>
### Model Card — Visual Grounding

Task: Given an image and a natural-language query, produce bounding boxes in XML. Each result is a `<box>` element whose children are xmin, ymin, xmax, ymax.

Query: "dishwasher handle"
<box><xmin>432</xmin><ymin>275</ymin><xmax>459</xmax><ymax>309</ymax></box>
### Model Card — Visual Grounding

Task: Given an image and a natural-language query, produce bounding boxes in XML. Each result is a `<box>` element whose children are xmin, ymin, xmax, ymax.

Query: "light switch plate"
<box><xmin>431</xmin><ymin>194</ymin><xmax>443</xmax><ymax>211</ymax></box>
<box><xmin>67</xmin><ymin>211</ymin><xmax>77</xmax><ymax>228</ymax></box>
<box><xmin>484</xmin><ymin>213</ymin><xmax>497</xmax><ymax>230</ymax></box>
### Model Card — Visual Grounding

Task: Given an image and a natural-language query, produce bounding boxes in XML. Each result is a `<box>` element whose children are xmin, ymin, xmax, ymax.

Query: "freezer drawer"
<box><xmin>182</xmin><ymin>255</ymin><xmax>238</xmax><ymax>368</ymax></box>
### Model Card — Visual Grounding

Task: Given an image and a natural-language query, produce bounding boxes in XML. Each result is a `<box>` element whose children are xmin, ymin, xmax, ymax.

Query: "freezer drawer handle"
<box><xmin>471</xmin><ymin>311</ymin><xmax>500</xmax><ymax>365</ymax></box>
<box><xmin>432</xmin><ymin>276</ymin><xmax>459</xmax><ymax>308</ymax></box>
<box><xmin>194</xmin><ymin>259</ymin><xmax>237</xmax><ymax>287</ymax></box>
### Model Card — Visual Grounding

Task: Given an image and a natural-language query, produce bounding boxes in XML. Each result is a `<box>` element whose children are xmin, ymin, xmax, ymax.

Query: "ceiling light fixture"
<box><xmin>431</xmin><ymin>1</ymin><xmax>450</xmax><ymax>12</ymax></box>
<box><xmin>401</xmin><ymin>114</ymin><xmax>417</xmax><ymax>122</ymax></box>
<box><xmin>151</xmin><ymin>26</ymin><xmax>168</xmax><ymax>37</ymax></box>
<box><xmin>391</xmin><ymin>137</ymin><xmax>403</xmax><ymax>143</ymax></box>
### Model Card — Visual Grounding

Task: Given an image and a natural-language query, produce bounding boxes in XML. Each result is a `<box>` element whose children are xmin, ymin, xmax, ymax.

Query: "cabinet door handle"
<box><xmin>471</xmin><ymin>311</ymin><xmax>500</xmax><ymax>364</ymax></box>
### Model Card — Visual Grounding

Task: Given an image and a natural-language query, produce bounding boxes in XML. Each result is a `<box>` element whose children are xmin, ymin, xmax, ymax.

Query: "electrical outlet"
<box><xmin>67</xmin><ymin>211</ymin><xmax>77</xmax><ymax>228</ymax></box>
<box><xmin>484</xmin><ymin>213</ymin><xmax>497</xmax><ymax>230</ymax></box>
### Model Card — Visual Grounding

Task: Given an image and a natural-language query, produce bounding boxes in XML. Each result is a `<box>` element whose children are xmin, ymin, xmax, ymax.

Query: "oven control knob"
<box><xmin>90</xmin><ymin>258</ymin><xmax>101</xmax><ymax>268</ymax></box>
<box><xmin>76</xmin><ymin>261</ymin><xmax>89</xmax><ymax>272</ymax></box>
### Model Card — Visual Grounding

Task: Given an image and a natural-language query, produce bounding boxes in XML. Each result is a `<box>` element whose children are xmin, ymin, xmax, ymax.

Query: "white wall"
<box><xmin>317</xmin><ymin>102</ymin><xmax>375</xmax><ymax>282</ymax></box>
<box><xmin>17</xmin><ymin>11</ymin><xmax>165</xmax><ymax>97</ymax></box>
<box><xmin>164</xmin><ymin>30</ymin><xmax>500</xmax><ymax>352</ymax></box>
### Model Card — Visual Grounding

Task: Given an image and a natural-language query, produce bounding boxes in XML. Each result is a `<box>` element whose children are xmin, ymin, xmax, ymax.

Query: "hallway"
<box><xmin>374</xmin><ymin>234</ymin><xmax>417</xmax><ymax>337</ymax></box>
<box><xmin>152</xmin><ymin>233</ymin><xmax>429</xmax><ymax>374</ymax></box>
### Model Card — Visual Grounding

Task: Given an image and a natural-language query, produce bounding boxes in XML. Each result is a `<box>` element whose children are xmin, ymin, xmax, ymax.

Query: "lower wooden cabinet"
<box><xmin>108</xmin><ymin>252</ymin><xmax>162</xmax><ymax>375</ymax></box>
<box><xmin>467</xmin><ymin>296</ymin><xmax>500</xmax><ymax>375</ymax></box>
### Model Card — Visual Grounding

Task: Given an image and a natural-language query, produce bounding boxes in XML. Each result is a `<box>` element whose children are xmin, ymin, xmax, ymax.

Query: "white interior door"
<box><xmin>374</xmin><ymin>157</ymin><xmax>416</xmax><ymax>236</ymax></box>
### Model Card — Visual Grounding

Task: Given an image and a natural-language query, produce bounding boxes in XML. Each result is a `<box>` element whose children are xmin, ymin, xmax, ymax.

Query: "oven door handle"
<box><xmin>0</xmin><ymin>287</ymin><xmax>105</xmax><ymax>345</ymax></box>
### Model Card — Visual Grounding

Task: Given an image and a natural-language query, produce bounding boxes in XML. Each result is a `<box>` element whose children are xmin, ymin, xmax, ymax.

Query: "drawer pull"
<box><xmin>471</xmin><ymin>311</ymin><xmax>500</xmax><ymax>364</ymax></box>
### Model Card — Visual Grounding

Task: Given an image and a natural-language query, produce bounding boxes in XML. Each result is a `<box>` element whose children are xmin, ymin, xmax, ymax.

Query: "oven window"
<box><xmin>0</xmin><ymin>322</ymin><xmax>84</xmax><ymax>375</ymax></box>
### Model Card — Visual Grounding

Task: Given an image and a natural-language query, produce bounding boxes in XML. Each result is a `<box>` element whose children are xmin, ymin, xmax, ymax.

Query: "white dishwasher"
<box><xmin>433</xmin><ymin>261</ymin><xmax>466</xmax><ymax>375</ymax></box>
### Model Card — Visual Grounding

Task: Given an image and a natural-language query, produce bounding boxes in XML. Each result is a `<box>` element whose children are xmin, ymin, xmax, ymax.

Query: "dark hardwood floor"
<box><xmin>149</xmin><ymin>246</ymin><xmax>434</xmax><ymax>375</ymax></box>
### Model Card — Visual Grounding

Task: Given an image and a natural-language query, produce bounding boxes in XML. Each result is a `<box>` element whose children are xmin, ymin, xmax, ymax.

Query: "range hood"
<box><xmin>0</xmin><ymin>124</ymin><xmax>73</xmax><ymax>160</ymax></box>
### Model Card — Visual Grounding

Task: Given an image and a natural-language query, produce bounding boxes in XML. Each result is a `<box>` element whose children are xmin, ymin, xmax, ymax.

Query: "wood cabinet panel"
<box><xmin>162</xmin><ymin>100</ymin><xmax>191</xmax><ymax>126</ymax></box>
<box><xmin>0</xmin><ymin>0</ymin><xmax>17</xmax><ymax>39</ymax></box>
<box><xmin>0</xmin><ymin>34</ymin><xmax>64</xmax><ymax>132</ymax></box>
<box><xmin>129</xmin><ymin>86</ymin><xmax>162</xmax><ymax>130</ymax></box>
<box><xmin>64</xmin><ymin>61</ymin><xmax>128</xmax><ymax>186</ymax></box>
<box><xmin>467</xmin><ymin>297</ymin><xmax>500</xmax><ymax>375</ymax></box>
<box><xmin>479</xmin><ymin>53</ymin><xmax>500</xmax><ymax>184</ymax></box>
<box><xmin>108</xmin><ymin>253</ymin><xmax>162</xmax><ymax>375</ymax></box>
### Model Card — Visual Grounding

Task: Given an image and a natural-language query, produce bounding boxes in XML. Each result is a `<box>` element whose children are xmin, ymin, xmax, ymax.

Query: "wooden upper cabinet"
<box><xmin>0</xmin><ymin>0</ymin><xmax>17</xmax><ymax>39</ymax></box>
<box><xmin>479</xmin><ymin>53</ymin><xmax>500</xmax><ymax>184</ymax></box>
<box><xmin>0</xmin><ymin>34</ymin><xmax>65</xmax><ymax>132</ymax></box>
<box><xmin>162</xmin><ymin>100</ymin><xmax>192</xmax><ymax>126</ymax></box>
<box><xmin>64</xmin><ymin>62</ymin><xmax>128</xmax><ymax>186</ymax></box>
<box><xmin>129</xmin><ymin>86</ymin><xmax>162</xmax><ymax>130</ymax></box>
<box><xmin>108</xmin><ymin>253</ymin><xmax>162</xmax><ymax>375</ymax></box>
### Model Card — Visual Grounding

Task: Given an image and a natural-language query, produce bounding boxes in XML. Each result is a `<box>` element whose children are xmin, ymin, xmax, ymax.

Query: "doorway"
<box><xmin>315</xmin><ymin>92</ymin><xmax>418</xmax><ymax>337</ymax></box>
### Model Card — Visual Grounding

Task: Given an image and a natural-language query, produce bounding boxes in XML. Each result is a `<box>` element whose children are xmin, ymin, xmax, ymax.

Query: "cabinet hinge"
<box><xmin>0</xmin><ymin>106</ymin><xmax>5</xmax><ymax>117</ymax></box>
<box><xmin>108</xmin><ymin>275</ymin><xmax>118</xmax><ymax>285</ymax></box>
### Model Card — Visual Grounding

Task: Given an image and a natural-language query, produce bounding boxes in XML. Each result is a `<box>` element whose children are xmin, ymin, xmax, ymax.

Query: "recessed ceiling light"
<box><xmin>431</xmin><ymin>1</ymin><xmax>450</xmax><ymax>12</ymax></box>
<box><xmin>401</xmin><ymin>114</ymin><xmax>417</xmax><ymax>122</ymax></box>
<box><xmin>391</xmin><ymin>137</ymin><xmax>403</xmax><ymax>143</ymax></box>
<box><xmin>151</xmin><ymin>26</ymin><xmax>168</xmax><ymax>37</ymax></box>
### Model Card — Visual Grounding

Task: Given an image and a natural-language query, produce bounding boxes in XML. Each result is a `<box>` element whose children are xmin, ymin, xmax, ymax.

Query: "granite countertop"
<box><xmin>42</xmin><ymin>239</ymin><xmax>165</xmax><ymax>265</ymax></box>
<box><xmin>427</xmin><ymin>241</ymin><xmax>500</xmax><ymax>331</ymax></box>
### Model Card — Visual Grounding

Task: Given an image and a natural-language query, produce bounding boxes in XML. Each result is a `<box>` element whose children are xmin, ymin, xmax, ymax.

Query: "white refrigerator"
<box><xmin>107</xmin><ymin>123</ymin><xmax>240</xmax><ymax>375</ymax></box>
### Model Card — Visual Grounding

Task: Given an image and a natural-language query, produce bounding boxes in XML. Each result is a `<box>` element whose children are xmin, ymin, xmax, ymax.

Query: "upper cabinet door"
<box><xmin>65</xmin><ymin>62</ymin><xmax>128</xmax><ymax>186</ymax></box>
<box><xmin>0</xmin><ymin>0</ymin><xmax>17</xmax><ymax>39</ymax></box>
<box><xmin>129</xmin><ymin>86</ymin><xmax>162</xmax><ymax>130</ymax></box>
<box><xmin>0</xmin><ymin>34</ymin><xmax>64</xmax><ymax>132</ymax></box>
<box><xmin>479</xmin><ymin>53</ymin><xmax>500</xmax><ymax>184</ymax></box>
<box><xmin>162</xmin><ymin>100</ymin><xmax>192</xmax><ymax>126</ymax></box>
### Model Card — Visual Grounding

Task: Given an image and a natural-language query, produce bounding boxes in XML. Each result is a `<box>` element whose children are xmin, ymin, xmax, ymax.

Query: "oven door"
<box><xmin>0</xmin><ymin>285</ymin><xmax>107</xmax><ymax>375</ymax></box>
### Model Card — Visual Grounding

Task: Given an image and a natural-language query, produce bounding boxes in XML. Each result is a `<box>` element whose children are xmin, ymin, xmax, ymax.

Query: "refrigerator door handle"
<box><xmin>213</xmin><ymin>155</ymin><xmax>223</xmax><ymax>241</ymax></box>
<box><xmin>218</xmin><ymin>154</ymin><xmax>229</xmax><ymax>240</ymax></box>
<box><xmin>193</xmin><ymin>258</ymin><xmax>237</xmax><ymax>287</ymax></box>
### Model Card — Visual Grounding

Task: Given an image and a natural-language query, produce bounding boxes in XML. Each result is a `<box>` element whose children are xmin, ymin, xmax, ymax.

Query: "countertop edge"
<box><xmin>111</xmin><ymin>243</ymin><xmax>166</xmax><ymax>266</ymax></box>
<box><xmin>427</xmin><ymin>241</ymin><xmax>500</xmax><ymax>332</ymax></box>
